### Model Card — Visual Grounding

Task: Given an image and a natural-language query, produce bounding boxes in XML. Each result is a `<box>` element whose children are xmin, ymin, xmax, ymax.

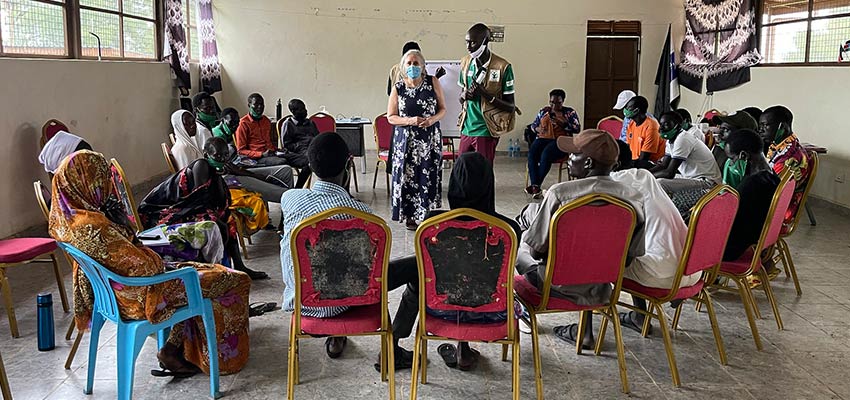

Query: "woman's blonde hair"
<box><xmin>399</xmin><ymin>49</ymin><xmax>426</xmax><ymax>79</ymax></box>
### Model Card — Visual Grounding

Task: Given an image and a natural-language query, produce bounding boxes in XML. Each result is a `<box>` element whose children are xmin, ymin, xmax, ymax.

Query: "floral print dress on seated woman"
<box><xmin>391</xmin><ymin>74</ymin><xmax>443</xmax><ymax>224</ymax></box>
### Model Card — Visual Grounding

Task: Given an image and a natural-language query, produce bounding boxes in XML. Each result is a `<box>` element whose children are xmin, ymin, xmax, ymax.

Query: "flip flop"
<box><xmin>618</xmin><ymin>311</ymin><xmax>651</xmax><ymax>335</ymax></box>
<box><xmin>150</xmin><ymin>365</ymin><xmax>199</xmax><ymax>379</ymax></box>
<box><xmin>437</xmin><ymin>343</ymin><xmax>458</xmax><ymax>368</ymax></box>
<box><xmin>249</xmin><ymin>302</ymin><xmax>277</xmax><ymax>317</ymax></box>
<box><xmin>553</xmin><ymin>324</ymin><xmax>592</xmax><ymax>350</ymax></box>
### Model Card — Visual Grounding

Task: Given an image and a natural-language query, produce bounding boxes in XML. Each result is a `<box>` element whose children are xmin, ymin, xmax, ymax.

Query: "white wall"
<box><xmin>0</xmin><ymin>58</ymin><xmax>178</xmax><ymax>238</ymax></box>
<box><xmin>678</xmin><ymin>67</ymin><xmax>850</xmax><ymax>208</ymax></box>
<box><xmin>214</xmin><ymin>0</ymin><xmax>684</xmax><ymax>150</ymax></box>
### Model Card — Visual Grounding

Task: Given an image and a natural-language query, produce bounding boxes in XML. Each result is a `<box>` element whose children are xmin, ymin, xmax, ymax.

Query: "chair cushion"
<box><xmin>378</xmin><ymin>150</ymin><xmax>389</xmax><ymax>161</ymax></box>
<box><xmin>513</xmin><ymin>275</ymin><xmax>606</xmax><ymax>312</ymax></box>
<box><xmin>0</xmin><ymin>238</ymin><xmax>57</xmax><ymax>264</ymax></box>
<box><xmin>622</xmin><ymin>278</ymin><xmax>704</xmax><ymax>301</ymax></box>
<box><xmin>297</xmin><ymin>303</ymin><xmax>382</xmax><ymax>336</ymax></box>
<box><xmin>720</xmin><ymin>248</ymin><xmax>757</xmax><ymax>276</ymax></box>
<box><xmin>424</xmin><ymin>314</ymin><xmax>513</xmax><ymax>342</ymax></box>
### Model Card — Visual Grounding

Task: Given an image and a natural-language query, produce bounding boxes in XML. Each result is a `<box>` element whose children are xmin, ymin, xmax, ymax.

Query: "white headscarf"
<box><xmin>38</xmin><ymin>130</ymin><xmax>84</xmax><ymax>173</ymax></box>
<box><xmin>170</xmin><ymin>110</ymin><xmax>211</xmax><ymax>170</ymax></box>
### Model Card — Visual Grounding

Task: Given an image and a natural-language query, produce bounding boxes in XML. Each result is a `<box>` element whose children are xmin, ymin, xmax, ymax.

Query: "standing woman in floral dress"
<box><xmin>387</xmin><ymin>49</ymin><xmax>447</xmax><ymax>230</ymax></box>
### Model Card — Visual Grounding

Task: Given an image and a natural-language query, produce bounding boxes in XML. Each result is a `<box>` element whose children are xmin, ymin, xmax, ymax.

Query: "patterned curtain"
<box><xmin>679</xmin><ymin>0</ymin><xmax>762</xmax><ymax>93</ymax></box>
<box><xmin>163</xmin><ymin>0</ymin><xmax>191</xmax><ymax>91</ymax></box>
<box><xmin>198</xmin><ymin>0</ymin><xmax>222</xmax><ymax>94</ymax></box>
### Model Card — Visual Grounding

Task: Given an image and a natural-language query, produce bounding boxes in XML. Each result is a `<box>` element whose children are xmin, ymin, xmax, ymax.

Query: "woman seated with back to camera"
<box><xmin>49</xmin><ymin>150</ymin><xmax>251</xmax><ymax>377</ymax></box>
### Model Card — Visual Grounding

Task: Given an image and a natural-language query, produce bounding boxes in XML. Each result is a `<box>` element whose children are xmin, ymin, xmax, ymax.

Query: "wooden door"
<box><xmin>583</xmin><ymin>30</ymin><xmax>640</xmax><ymax>129</ymax></box>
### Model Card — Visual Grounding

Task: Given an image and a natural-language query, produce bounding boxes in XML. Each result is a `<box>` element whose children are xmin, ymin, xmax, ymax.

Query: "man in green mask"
<box><xmin>711</xmin><ymin>111</ymin><xmax>758</xmax><ymax>171</ymax></box>
<box><xmin>759</xmin><ymin>105</ymin><xmax>810</xmax><ymax>226</ymax></box>
<box><xmin>721</xmin><ymin>129</ymin><xmax>779</xmax><ymax>262</ymax></box>
<box><xmin>193</xmin><ymin>92</ymin><xmax>220</xmax><ymax>139</ymax></box>
<box><xmin>651</xmin><ymin>111</ymin><xmax>721</xmax><ymax>219</ymax></box>
<box><xmin>212</xmin><ymin>107</ymin><xmax>240</xmax><ymax>153</ymax></box>
<box><xmin>234</xmin><ymin>93</ymin><xmax>288</xmax><ymax>167</ymax></box>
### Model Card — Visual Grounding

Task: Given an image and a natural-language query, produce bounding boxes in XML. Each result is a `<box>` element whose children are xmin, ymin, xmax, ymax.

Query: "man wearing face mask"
<box><xmin>759</xmin><ymin>105</ymin><xmax>810</xmax><ymax>226</ymax></box>
<box><xmin>613</xmin><ymin>90</ymin><xmax>655</xmax><ymax>142</ymax></box>
<box><xmin>193</xmin><ymin>92</ymin><xmax>219</xmax><ymax>140</ymax></box>
<box><xmin>623</xmin><ymin>96</ymin><xmax>664</xmax><ymax>168</ymax></box>
<box><xmin>458</xmin><ymin>23</ymin><xmax>518</xmax><ymax>163</ymax></box>
<box><xmin>235</xmin><ymin>93</ymin><xmax>288</xmax><ymax>167</ymax></box>
<box><xmin>710</xmin><ymin>111</ymin><xmax>758</xmax><ymax>171</ymax></box>
<box><xmin>205</xmin><ymin>136</ymin><xmax>293</xmax><ymax>204</ymax></box>
<box><xmin>651</xmin><ymin>111</ymin><xmax>721</xmax><ymax>219</ymax></box>
<box><xmin>279</xmin><ymin>99</ymin><xmax>319</xmax><ymax>188</ymax></box>
<box><xmin>721</xmin><ymin>129</ymin><xmax>779</xmax><ymax>261</ymax></box>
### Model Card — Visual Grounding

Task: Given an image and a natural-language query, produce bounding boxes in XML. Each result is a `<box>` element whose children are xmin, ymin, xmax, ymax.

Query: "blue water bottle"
<box><xmin>37</xmin><ymin>293</ymin><xmax>55</xmax><ymax>351</ymax></box>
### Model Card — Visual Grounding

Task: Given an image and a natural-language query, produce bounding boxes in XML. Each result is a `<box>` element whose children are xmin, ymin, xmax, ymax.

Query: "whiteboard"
<box><xmin>426</xmin><ymin>60</ymin><xmax>462</xmax><ymax>137</ymax></box>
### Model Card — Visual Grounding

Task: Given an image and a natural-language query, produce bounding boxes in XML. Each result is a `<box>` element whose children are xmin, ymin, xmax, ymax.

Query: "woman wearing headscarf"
<box><xmin>48</xmin><ymin>150</ymin><xmax>251</xmax><ymax>376</ymax></box>
<box><xmin>171</xmin><ymin>109</ymin><xmax>213</xmax><ymax>170</ymax></box>
<box><xmin>38</xmin><ymin>130</ymin><xmax>92</xmax><ymax>174</ymax></box>
<box><xmin>387</xmin><ymin>49</ymin><xmax>447</xmax><ymax>230</ymax></box>
<box><xmin>382</xmin><ymin>152</ymin><xmax>520</xmax><ymax>372</ymax></box>
<box><xmin>138</xmin><ymin>142</ymin><xmax>270</xmax><ymax>280</ymax></box>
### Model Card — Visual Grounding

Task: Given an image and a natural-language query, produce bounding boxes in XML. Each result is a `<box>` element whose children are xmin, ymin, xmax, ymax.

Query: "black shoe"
<box><xmin>240</xmin><ymin>267</ymin><xmax>269</xmax><ymax>280</ymax></box>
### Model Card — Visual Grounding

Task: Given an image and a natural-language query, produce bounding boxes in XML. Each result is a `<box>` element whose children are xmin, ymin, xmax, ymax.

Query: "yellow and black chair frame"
<box><xmin>772</xmin><ymin>151</ymin><xmax>819</xmax><ymax>296</ymax></box>
<box><xmin>710</xmin><ymin>172</ymin><xmax>794</xmax><ymax>350</ymax></box>
<box><xmin>614</xmin><ymin>185</ymin><xmax>737</xmax><ymax>387</ymax></box>
<box><xmin>33</xmin><ymin>181</ymin><xmax>82</xmax><ymax>369</ymax></box>
<box><xmin>520</xmin><ymin>194</ymin><xmax>636</xmax><ymax>397</ymax></box>
<box><xmin>409</xmin><ymin>208</ymin><xmax>521</xmax><ymax>400</ymax></box>
<box><xmin>161</xmin><ymin>143</ymin><xmax>177</xmax><ymax>174</ymax></box>
<box><xmin>287</xmin><ymin>207</ymin><xmax>395</xmax><ymax>400</ymax></box>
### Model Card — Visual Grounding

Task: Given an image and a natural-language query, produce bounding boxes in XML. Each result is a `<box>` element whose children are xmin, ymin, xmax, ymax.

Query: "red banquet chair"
<box><xmin>372</xmin><ymin>113</ymin><xmax>392</xmax><ymax>195</ymax></box>
<box><xmin>287</xmin><ymin>207</ymin><xmax>395</xmax><ymax>400</ymax></box>
<box><xmin>410</xmin><ymin>209</ymin><xmax>520</xmax><ymax>400</ymax></box>
<box><xmin>612</xmin><ymin>186</ymin><xmax>739</xmax><ymax>387</ymax></box>
<box><xmin>514</xmin><ymin>194</ymin><xmax>637</xmax><ymax>397</ymax></box>
<box><xmin>596</xmin><ymin>115</ymin><xmax>624</xmax><ymax>140</ymax></box>
<box><xmin>310</xmin><ymin>112</ymin><xmax>358</xmax><ymax>191</ymax></box>
<box><xmin>41</xmin><ymin>119</ymin><xmax>70</xmax><ymax>148</ymax></box>
<box><xmin>713</xmin><ymin>172</ymin><xmax>795</xmax><ymax>350</ymax></box>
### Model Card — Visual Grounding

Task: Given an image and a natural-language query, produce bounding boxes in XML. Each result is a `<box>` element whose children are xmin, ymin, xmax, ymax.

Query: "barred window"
<box><xmin>0</xmin><ymin>0</ymin><xmax>68</xmax><ymax>57</ymax></box>
<box><xmin>759</xmin><ymin>0</ymin><xmax>850</xmax><ymax>64</ymax></box>
<box><xmin>182</xmin><ymin>0</ymin><xmax>198</xmax><ymax>61</ymax></box>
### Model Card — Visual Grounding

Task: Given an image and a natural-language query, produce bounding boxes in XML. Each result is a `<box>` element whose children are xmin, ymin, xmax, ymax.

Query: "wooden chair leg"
<box><xmin>234</xmin><ymin>218</ymin><xmax>249</xmax><ymax>260</ymax></box>
<box><xmin>65</xmin><ymin>319</ymin><xmax>75</xmax><ymax>340</ymax></box>
<box><xmin>50</xmin><ymin>253</ymin><xmax>70</xmax><ymax>313</ymax></box>
<box><xmin>65</xmin><ymin>328</ymin><xmax>84</xmax><ymax>369</ymax></box>
<box><xmin>0</xmin><ymin>269</ymin><xmax>19</xmax><ymax>338</ymax></box>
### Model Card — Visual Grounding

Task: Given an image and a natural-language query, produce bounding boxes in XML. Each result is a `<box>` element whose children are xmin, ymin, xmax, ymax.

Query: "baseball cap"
<box><xmin>557</xmin><ymin>129</ymin><xmax>619</xmax><ymax>165</ymax></box>
<box><xmin>714</xmin><ymin>111</ymin><xmax>758</xmax><ymax>131</ymax></box>
<box><xmin>613</xmin><ymin>90</ymin><xmax>636</xmax><ymax>110</ymax></box>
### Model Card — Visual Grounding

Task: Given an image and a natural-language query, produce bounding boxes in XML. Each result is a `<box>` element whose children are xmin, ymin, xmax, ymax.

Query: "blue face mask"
<box><xmin>406</xmin><ymin>65</ymin><xmax>421</xmax><ymax>79</ymax></box>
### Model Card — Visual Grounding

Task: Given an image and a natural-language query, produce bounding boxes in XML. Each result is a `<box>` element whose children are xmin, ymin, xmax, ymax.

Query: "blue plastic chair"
<box><xmin>58</xmin><ymin>242</ymin><xmax>220</xmax><ymax>399</ymax></box>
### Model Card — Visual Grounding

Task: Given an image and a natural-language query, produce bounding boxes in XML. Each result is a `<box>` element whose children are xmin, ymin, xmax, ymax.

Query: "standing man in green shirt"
<box><xmin>458</xmin><ymin>23</ymin><xmax>518</xmax><ymax>163</ymax></box>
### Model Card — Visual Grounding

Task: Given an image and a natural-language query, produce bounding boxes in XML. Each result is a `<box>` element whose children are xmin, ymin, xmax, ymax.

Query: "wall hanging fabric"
<box><xmin>679</xmin><ymin>0</ymin><xmax>762</xmax><ymax>93</ymax></box>
<box><xmin>198</xmin><ymin>0</ymin><xmax>223</xmax><ymax>94</ymax></box>
<box><xmin>164</xmin><ymin>0</ymin><xmax>191</xmax><ymax>91</ymax></box>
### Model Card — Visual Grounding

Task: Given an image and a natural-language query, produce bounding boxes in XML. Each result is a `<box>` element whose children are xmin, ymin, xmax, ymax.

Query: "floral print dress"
<box><xmin>391</xmin><ymin>75</ymin><xmax>442</xmax><ymax>224</ymax></box>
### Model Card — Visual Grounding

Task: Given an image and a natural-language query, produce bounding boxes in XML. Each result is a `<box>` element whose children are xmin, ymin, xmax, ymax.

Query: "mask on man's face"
<box><xmin>722</xmin><ymin>156</ymin><xmax>748</xmax><ymax>188</ymax></box>
<box><xmin>773</xmin><ymin>125</ymin><xmax>787</xmax><ymax>145</ymax></box>
<box><xmin>196</xmin><ymin>111</ymin><xmax>217</xmax><ymax>125</ymax></box>
<box><xmin>469</xmin><ymin>44</ymin><xmax>487</xmax><ymax>59</ymax></box>
<box><xmin>249</xmin><ymin>109</ymin><xmax>263</xmax><ymax>119</ymax></box>
<box><xmin>660</xmin><ymin>125</ymin><xmax>679</xmax><ymax>140</ymax></box>
<box><xmin>623</xmin><ymin>108</ymin><xmax>637</xmax><ymax>118</ymax></box>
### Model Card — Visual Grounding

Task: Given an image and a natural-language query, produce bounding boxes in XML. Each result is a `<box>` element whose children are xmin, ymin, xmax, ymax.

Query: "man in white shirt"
<box><xmin>651</xmin><ymin>111</ymin><xmax>721</xmax><ymax>218</ymax></box>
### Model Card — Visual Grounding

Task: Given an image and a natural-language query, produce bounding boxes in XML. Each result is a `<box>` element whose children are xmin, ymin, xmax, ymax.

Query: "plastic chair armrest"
<box><xmin>101</xmin><ymin>267</ymin><xmax>204</xmax><ymax>308</ymax></box>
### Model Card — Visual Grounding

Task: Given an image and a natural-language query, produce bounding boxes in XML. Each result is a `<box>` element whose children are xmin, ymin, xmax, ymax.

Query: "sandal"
<box><xmin>249</xmin><ymin>302</ymin><xmax>277</xmax><ymax>317</ymax></box>
<box><xmin>618</xmin><ymin>311</ymin><xmax>651</xmax><ymax>335</ymax></box>
<box><xmin>243</xmin><ymin>268</ymin><xmax>270</xmax><ymax>280</ymax></box>
<box><xmin>437</xmin><ymin>343</ymin><xmax>458</xmax><ymax>368</ymax></box>
<box><xmin>552</xmin><ymin>324</ymin><xmax>592</xmax><ymax>350</ymax></box>
<box><xmin>325</xmin><ymin>337</ymin><xmax>347</xmax><ymax>359</ymax></box>
<box><xmin>150</xmin><ymin>367</ymin><xmax>198</xmax><ymax>379</ymax></box>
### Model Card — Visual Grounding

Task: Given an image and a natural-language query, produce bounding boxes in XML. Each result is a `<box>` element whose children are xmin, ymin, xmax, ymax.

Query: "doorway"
<box><xmin>583</xmin><ymin>20</ymin><xmax>641</xmax><ymax>129</ymax></box>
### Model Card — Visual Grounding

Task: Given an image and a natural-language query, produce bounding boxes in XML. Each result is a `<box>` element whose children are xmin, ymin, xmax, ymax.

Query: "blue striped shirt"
<box><xmin>279</xmin><ymin>181</ymin><xmax>373</xmax><ymax>318</ymax></box>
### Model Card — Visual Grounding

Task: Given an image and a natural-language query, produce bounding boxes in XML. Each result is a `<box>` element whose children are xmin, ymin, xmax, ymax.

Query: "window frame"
<box><xmin>0</xmin><ymin>0</ymin><xmax>162</xmax><ymax>61</ymax></box>
<box><xmin>757</xmin><ymin>0</ymin><xmax>850</xmax><ymax>66</ymax></box>
<box><xmin>182</xmin><ymin>0</ymin><xmax>197</xmax><ymax>62</ymax></box>
<box><xmin>0</xmin><ymin>0</ymin><xmax>73</xmax><ymax>59</ymax></box>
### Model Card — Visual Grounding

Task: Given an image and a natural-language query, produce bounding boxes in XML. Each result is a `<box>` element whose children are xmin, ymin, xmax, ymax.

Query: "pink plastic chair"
<box><xmin>372</xmin><ymin>113</ymin><xmax>393</xmax><ymax>195</ymax></box>
<box><xmin>715</xmin><ymin>173</ymin><xmax>795</xmax><ymax>350</ymax></box>
<box><xmin>410</xmin><ymin>209</ymin><xmax>520</xmax><ymax>400</ymax></box>
<box><xmin>309</xmin><ymin>112</ymin><xmax>336</xmax><ymax>134</ymax></box>
<box><xmin>287</xmin><ymin>207</ymin><xmax>394</xmax><ymax>400</ymax></box>
<box><xmin>41</xmin><ymin>119</ymin><xmax>69</xmax><ymax>148</ymax></box>
<box><xmin>596</xmin><ymin>116</ymin><xmax>624</xmax><ymax>140</ymax></box>
<box><xmin>615</xmin><ymin>186</ymin><xmax>739</xmax><ymax>387</ymax></box>
<box><xmin>513</xmin><ymin>193</ymin><xmax>637</xmax><ymax>396</ymax></box>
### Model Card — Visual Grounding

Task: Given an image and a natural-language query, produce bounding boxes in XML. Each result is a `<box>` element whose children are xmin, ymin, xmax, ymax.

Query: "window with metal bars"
<box><xmin>0</xmin><ymin>0</ymin><xmax>161</xmax><ymax>59</ymax></box>
<box><xmin>182</xmin><ymin>0</ymin><xmax>198</xmax><ymax>61</ymax></box>
<box><xmin>759</xmin><ymin>0</ymin><xmax>850</xmax><ymax>65</ymax></box>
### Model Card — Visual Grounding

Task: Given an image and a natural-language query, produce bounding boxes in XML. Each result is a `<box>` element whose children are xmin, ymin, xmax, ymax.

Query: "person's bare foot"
<box><xmin>156</xmin><ymin>345</ymin><xmax>197</xmax><ymax>375</ymax></box>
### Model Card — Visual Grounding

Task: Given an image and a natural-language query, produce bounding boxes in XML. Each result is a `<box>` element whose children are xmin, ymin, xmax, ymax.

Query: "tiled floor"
<box><xmin>2</xmin><ymin>154</ymin><xmax>849</xmax><ymax>399</ymax></box>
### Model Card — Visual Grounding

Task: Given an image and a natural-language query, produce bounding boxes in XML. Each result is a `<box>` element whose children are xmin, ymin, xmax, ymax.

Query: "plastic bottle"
<box><xmin>37</xmin><ymin>293</ymin><xmax>55</xmax><ymax>351</ymax></box>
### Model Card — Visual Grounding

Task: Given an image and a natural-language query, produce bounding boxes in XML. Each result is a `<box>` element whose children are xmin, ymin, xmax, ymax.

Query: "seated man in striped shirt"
<box><xmin>279</xmin><ymin>132</ymin><xmax>418</xmax><ymax>364</ymax></box>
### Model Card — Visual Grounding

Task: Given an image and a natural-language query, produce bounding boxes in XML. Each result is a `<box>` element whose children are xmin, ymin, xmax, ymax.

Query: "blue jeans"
<box><xmin>527</xmin><ymin>138</ymin><xmax>567</xmax><ymax>186</ymax></box>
